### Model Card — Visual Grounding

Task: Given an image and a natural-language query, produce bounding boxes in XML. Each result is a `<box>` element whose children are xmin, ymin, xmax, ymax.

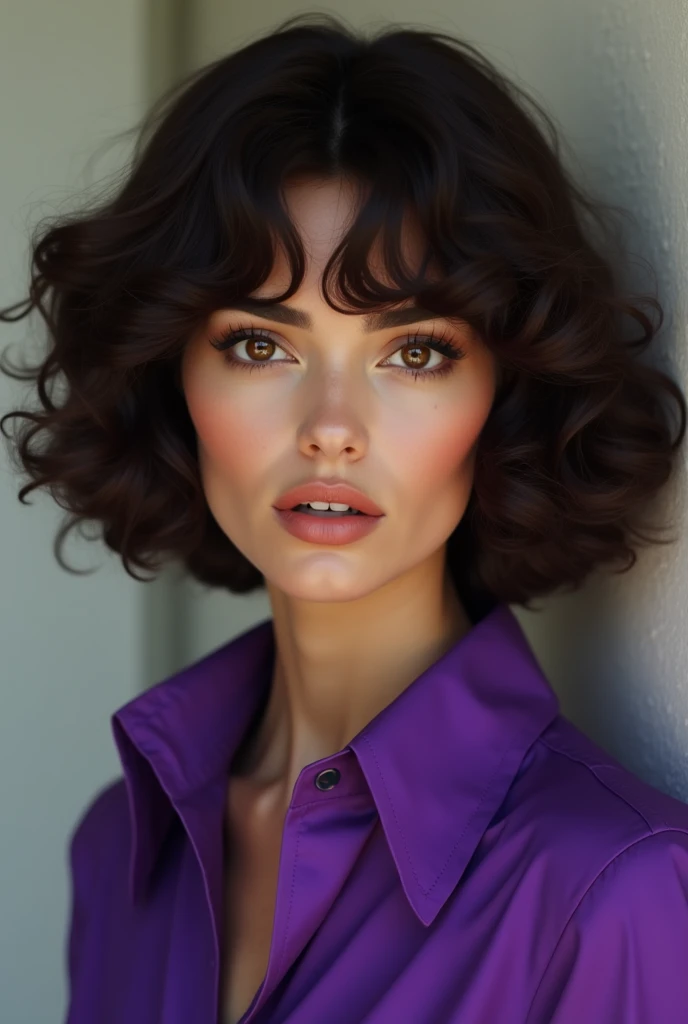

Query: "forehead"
<box><xmin>256</xmin><ymin>175</ymin><xmax>434</xmax><ymax>296</ymax></box>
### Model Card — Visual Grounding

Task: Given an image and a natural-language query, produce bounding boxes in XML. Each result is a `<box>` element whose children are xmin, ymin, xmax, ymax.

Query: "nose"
<box><xmin>295</xmin><ymin>375</ymin><xmax>370</xmax><ymax>462</ymax></box>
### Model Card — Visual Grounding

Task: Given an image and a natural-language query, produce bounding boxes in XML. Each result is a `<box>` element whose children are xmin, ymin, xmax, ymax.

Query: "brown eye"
<box><xmin>244</xmin><ymin>337</ymin><xmax>275</xmax><ymax>361</ymax></box>
<box><xmin>400</xmin><ymin>344</ymin><xmax>432</xmax><ymax>370</ymax></box>
<box><xmin>381</xmin><ymin>331</ymin><xmax>466</xmax><ymax>380</ymax></box>
<box><xmin>209</xmin><ymin>326</ymin><xmax>292</xmax><ymax>370</ymax></box>
<box><xmin>209</xmin><ymin>323</ymin><xmax>466</xmax><ymax>381</ymax></box>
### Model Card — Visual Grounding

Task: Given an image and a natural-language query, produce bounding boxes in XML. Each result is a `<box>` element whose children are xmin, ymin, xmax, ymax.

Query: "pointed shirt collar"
<box><xmin>111</xmin><ymin>602</ymin><xmax>560</xmax><ymax>927</ymax></box>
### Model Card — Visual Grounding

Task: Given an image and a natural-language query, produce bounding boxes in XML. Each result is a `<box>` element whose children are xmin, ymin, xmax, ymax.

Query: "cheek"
<box><xmin>387</xmin><ymin>400</ymin><xmax>485</xmax><ymax>495</ymax></box>
<box><xmin>184</xmin><ymin>375</ymin><xmax>279</xmax><ymax>486</ymax></box>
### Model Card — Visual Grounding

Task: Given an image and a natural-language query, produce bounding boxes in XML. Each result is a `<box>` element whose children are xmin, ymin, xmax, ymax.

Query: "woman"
<box><xmin>2</xmin><ymin>13</ymin><xmax>688</xmax><ymax>1024</ymax></box>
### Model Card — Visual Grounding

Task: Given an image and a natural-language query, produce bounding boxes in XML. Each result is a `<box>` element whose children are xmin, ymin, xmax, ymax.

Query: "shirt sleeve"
<box><xmin>526</xmin><ymin>829</ymin><xmax>688</xmax><ymax>1024</ymax></box>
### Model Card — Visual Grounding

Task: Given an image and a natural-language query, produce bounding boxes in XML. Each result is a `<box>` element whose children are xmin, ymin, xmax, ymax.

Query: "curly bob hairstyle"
<box><xmin>1</xmin><ymin>13</ymin><xmax>686</xmax><ymax>622</ymax></box>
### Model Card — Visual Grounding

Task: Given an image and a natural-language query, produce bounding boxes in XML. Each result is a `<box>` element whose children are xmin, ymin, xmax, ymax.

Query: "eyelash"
<box><xmin>208</xmin><ymin>323</ymin><xmax>466</xmax><ymax>381</ymax></box>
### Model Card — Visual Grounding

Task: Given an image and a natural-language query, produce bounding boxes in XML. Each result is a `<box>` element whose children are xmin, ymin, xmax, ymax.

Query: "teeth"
<box><xmin>307</xmin><ymin>501</ymin><xmax>353</xmax><ymax>511</ymax></box>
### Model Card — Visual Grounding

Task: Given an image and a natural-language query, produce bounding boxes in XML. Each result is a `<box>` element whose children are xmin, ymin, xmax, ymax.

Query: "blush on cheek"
<box><xmin>197</xmin><ymin>416</ymin><xmax>264</xmax><ymax>483</ymax></box>
<box><xmin>188</xmin><ymin>386</ymin><xmax>286</xmax><ymax>506</ymax></box>
<box><xmin>399</xmin><ymin>412</ymin><xmax>481</xmax><ymax>495</ymax></box>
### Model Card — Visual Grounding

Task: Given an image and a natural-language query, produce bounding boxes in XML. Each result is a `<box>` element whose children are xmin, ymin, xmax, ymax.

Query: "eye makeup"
<box><xmin>208</xmin><ymin>321</ymin><xmax>467</xmax><ymax>382</ymax></box>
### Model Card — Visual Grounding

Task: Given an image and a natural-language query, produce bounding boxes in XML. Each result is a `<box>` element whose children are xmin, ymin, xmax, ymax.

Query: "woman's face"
<box><xmin>181</xmin><ymin>177</ymin><xmax>499</xmax><ymax>603</ymax></box>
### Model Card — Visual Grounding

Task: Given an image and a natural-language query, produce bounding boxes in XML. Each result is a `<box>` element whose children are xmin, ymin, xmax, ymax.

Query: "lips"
<box><xmin>273</xmin><ymin>480</ymin><xmax>384</xmax><ymax>517</ymax></box>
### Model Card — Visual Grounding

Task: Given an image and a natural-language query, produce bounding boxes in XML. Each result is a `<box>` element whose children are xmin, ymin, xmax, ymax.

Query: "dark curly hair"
<box><xmin>1</xmin><ymin>13</ymin><xmax>685</xmax><ymax>621</ymax></box>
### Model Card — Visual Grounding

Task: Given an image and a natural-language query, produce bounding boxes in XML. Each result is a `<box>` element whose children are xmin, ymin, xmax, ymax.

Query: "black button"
<box><xmin>314</xmin><ymin>768</ymin><xmax>341</xmax><ymax>791</ymax></box>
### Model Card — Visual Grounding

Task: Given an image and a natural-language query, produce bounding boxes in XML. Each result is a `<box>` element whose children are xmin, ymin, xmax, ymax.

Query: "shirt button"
<box><xmin>314</xmin><ymin>767</ymin><xmax>341</xmax><ymax>791</ymax></box>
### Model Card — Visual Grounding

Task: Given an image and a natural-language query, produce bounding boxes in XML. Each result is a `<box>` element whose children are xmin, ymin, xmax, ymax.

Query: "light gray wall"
<box><xmin>176</xmin><ymin>0</ymin><xmax>688</xmax><ymax>802</ymax></box>
<box><xmin>0</xmin><ymin>4</ymin><xmax>148</xmax><ymax>1022</ymax></box>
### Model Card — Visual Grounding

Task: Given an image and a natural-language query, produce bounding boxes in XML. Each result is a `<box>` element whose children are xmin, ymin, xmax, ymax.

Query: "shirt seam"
<box><xmin>538</xmin><ymin>733</ymin><xmax>659</xmax><ymax>832</ymax></box>
<box><xmin>524</xmin><ymin>825</ymin><xmax>688</xmax><ymax>1022</ymax></box>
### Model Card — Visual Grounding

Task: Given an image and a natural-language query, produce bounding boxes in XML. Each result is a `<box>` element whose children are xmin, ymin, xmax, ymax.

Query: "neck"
<box><xmin>231</xmin><ymin>547</ymin><xmax>472</xmax><ymax>813</ymax></box>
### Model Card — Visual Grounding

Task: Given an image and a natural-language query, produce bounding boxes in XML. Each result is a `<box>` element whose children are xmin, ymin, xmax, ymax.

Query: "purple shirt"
<box><xmin>65</xmin><ymin>603</ymin><xmax>688</xmax><ymax>1023</ymax></box>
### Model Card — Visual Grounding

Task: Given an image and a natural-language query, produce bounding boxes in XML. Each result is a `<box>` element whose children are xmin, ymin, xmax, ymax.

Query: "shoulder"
<box><xmin>513</xmin><ymin>717</ymin><xmax>688</xmax><ymax>1021</ymax></box>
<box><xmin>502</xmin><ymin>713</ymin><xmax>688</xmax><ymax>944</ymax></box>
<box><xmin>524</xmin><ymin>824</ymin><xmax>688</xmax><ymax>1021</ymax></box>
<box><xmin>532</xmin><ymin>713</ymin><xmax>688</xmax><ymax>839</ymax></box>
<box><xmin>534</xmin><ymin>711</ymin><xmax>688</xmax><ymax>902</ymax></box>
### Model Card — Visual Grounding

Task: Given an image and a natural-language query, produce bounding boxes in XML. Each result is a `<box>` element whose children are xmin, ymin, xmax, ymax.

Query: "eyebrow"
<box><xmin>227</xmin><ymin>298</ymin><xmax>447</xmax><ymax>332</ymax></box>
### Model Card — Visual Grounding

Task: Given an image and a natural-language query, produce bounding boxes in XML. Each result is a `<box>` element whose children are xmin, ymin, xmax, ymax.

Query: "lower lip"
<box><xmin>272</xmin><ymin>507</ymin><xmax>385</xmax><ymax>545</ymax></box>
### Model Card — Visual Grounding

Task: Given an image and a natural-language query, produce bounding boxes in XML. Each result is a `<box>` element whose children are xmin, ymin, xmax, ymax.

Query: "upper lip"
<box><xmin>273</xmin><ymin>478</ymin><xmax>385</xmax><ymax>516</ymax></box>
